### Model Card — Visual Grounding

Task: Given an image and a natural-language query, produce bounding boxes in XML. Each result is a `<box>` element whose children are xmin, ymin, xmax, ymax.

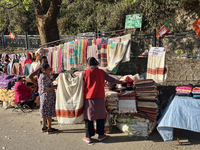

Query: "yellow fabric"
<box><xmin>107</xmin><ymin>44</ymin><xmax>110</xmax><ymax>64</ymax></box>
<box><xmin>81</xmin><ymin>39</ymin><xmax>85</xmax><ymax>63</ymax></box>
<box><xmin>0</xmin><ymin>88</ymin><xmax>15</xmax><ymax>105</ymax></box>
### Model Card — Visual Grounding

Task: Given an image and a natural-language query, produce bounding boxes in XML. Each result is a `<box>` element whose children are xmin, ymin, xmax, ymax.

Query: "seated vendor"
<box><xmin>14</xmin><ymin>77</ymin><xmax>35</xmax><ymax>104</ymax></box>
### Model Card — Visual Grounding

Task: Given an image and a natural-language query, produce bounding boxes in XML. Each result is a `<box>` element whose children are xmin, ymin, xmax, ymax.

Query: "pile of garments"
<box><xmin>134</xmin><ymin>79</ymin><xmax>159</xmax><ymax>122</ymax></box>
<box><xmin>116</xmin><ymin>115</ymin><xmax>152</xmax><ymax>137</ymax></box>
<box><xmin>175</xmin><ymin>84</ymin><xmax>193</xmax><ymax>97</ymax></box>
<box><xmin>105</xmin><ymin>91</ymin><xmax>119</xmax><ymax>113</ymax></box>
<box><xmin>192</xmin><ymin>87</ymin><xmax>200</xmax><ymax>99</ymax></box>
<box><xmin>118</xmin><ymin>90</ymin><xmax>137</xmax><ymax>114</ymax></box>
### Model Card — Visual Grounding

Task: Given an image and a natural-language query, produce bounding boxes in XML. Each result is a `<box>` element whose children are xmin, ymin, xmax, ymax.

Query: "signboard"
<box><xmin>125</xmin><ymin>14</ymin><xmax>143</xmax><ymax>29</ymax></box>
<box><xmin>149</xmin><ymin>47</ymin><xmax>165</xmax><ymax>57</ymax></box>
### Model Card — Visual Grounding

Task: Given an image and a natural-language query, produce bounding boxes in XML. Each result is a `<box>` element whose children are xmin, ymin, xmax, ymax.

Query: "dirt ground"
<box><xmin>0</xmin><ymin>104</ymin><xmax>200</xmax><ymax>150</ymax></box>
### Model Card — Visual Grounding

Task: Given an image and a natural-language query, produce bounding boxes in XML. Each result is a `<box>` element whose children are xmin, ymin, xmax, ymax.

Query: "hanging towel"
<box><xmin>74</xmin><ymin>41</ymin><xmax>79</xmax><ymax>67</ymax></box>
<box><xmin>56</xmin><ymin>46</ymin><xmax>59</xmax><ymax>73</ymax></box>
<box><xmin>107</xmin><ymin>44</ymin><xmax>111</xmax><ymax>64</ymax></box>
<box><xmin>58</xmin><ymin>49</ymin><xmax>62</xmax><ymax>73</ymax></box>
<box><xmin>53</xmin><ymin>50</ymin><xmax>57</xmax><ymax>73</ymax></box>
<box><xmin>66</xmin><ymin>42</ymin><xmax>71</xmax><ymax>70</ymax></box>
<box><xmin>47</xmin><ymin>47</ymin><xmax>53</xmax><ymax>69</ymax></box>
<box><xmin>55</xmin><ymin>73</ymin><xmax>84</xmax><ymax>124</ymax></box>
<box><xmin>95</xmin><ymin>38</ymin><xmax>102</xmax><ymax>45</ymax></box>
<box><xmin>84</xmin><ymin>39</ymin><xmax>89</xmax><ymax>64</ymax></box>
<box><xmin>100</xmin><ymin>44</ymin><xmax>108</xmax><ymax>67</ymax></box>
<box><xmin>67</xmin><ymin>41</ymin><xmax>74</xmax><ymax>70</ymax></box>
<box><xmin>87</xmin><ymin>45</ymin><xmax>97</xmax><ymax>59</ymax></box>
<box><xmin>78</xmin><ymin>40</ymin><xmax>82</xmax><ymax>64</ymax></box>
<box><xmin>121</xmin><ymin>34</ymin><xmax>131</xmax><ymax>63</ymax></box>
<box><xmin>97</xmin><ymin>44</ymin><xmax>101</xmax><ymax>63</ymax></box>
<box><xmin>81</xmin><ymin>40</ymin><xmax>85</xmax><ymax>64</ymax></box>
<box><xmin>146</xmin><ymin>51</ymin><xmax>167</xmax><ymax>84</ymax></box>
<box><xmin>102</xmin><ymin>37</ymin><xmax>108</xmax><ymax>44</ymax></box>
<box><xmin>107</xmin><ymin>39</ymin><xmax>130</xmax><ymax>73</ymax></box>
<box><xmin>88</xmin><ymin>40</ymin><xmax>92</xmax><ymax>46</ymax></box>
<box><xmin>63</xmin><ymin>42</ymin><xmax>68</xmax><ymax>71</ymax></box>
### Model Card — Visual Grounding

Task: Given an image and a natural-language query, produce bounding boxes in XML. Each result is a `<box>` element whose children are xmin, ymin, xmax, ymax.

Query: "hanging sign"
<box><xmin>149</xmin><ymin>47</ymin><xmax>165</xmax><ymax>57</ymax></box>
<box><xmin>125</xmin><ymin>14</ymin><xmax>143</xmax><ymax>29</ymax></box>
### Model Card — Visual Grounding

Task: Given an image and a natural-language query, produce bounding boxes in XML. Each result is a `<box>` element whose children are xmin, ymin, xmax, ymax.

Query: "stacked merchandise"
<box><xmin>105</xmin><ymin>91</ymin><xmax>119</xmax><ymax>113</ymax></box>
<box><xmin>176</xmin><ymin>85</ymin><xmax>193</xmax><ymax>97</ymax></box>
<box><xmin>118</xmin><ymin>90</ymin><xmax>137</xmax><ymax>114</ymax></box>
<box><xmin>134</xmin><ymin>79</ymin><xmax>159</xmax><ymax>122</ymax></box>
<box><xmin>192</xmin><ymin>87</ymin><xmax>200</xmax><ymax>99</ymax></box>
<box><xmin>116</xmin><ymin>115</ymin><xmax>149</xmax><ymax>137</ymax></box>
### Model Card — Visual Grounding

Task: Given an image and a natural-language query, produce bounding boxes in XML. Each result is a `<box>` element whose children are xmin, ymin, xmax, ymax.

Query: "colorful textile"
<box><xmin>102</xmin><ymin>37</ymin><xmax>108</xmax><ymax>44</ymax></box>
<box><xmin>74</xmin><ymin>41</ymin><xmax>79</xmax><ymax>67</ymax></box>
<box><xmin>81</xmin><ymin>39</ymin><xmax>85</xmax><ymax>64</ymax></box>
<box><xmin>58</xmin><ymin>49</ymin><xmax>62</xmax><ymax>73</ymax></box>
<box><xmin>97</xmin><ymin>44</ymin><xmax>101</xmax><ymax>63</ymax></box>
<box><xmin>84</xmin><ymin>39</ymin><xmax>89</xmax><ymax>64</ymax></box>
<box><xmin>68</xmin><ymin>41</ymin><xmax>75</xmax><ymax>69</ymax></box>
<box><xmin>56</xmin><ymin>47</ymin><xmax>59</xmax><ymax>73</ymax></box>
<box><xmin>38</xmin><ymin>73</ymin><xmax>56</xmax><ymax>118</ymax></box>
<box><xmin>53</xmin><ymin>50</ymin><xmax>57</xmax><ymax>73</ymax></box>
<box><xmin>121</xmin><ymin>34</ymin><xmax>131</xmax><ymax>63</ymax></box>
<box><xmin>107</xmin><ymin>39</ymin><xmax>130</xmax><ymax>73</ymax></box>
<box><xmin>56</xmin><ymin>73</ymin><xmax>84</xmax><ymax>124</ymax></box>
<box><xmin>107</xmin><ymin>44</ymin><xmax>111</xmax><ymax>64</ymax></box>
<box><xmin>0</xmin><ymin>88</ymin><xmax>15</xmax><ymax>104</ymax></box>
<box><xmin>176</xmin><ymin>85</ymin><xmax>193</xmax><ymax>91</ymax></box>
<box><xmin>193</xmin><ymin>18</ymin><xmax>200</xmax><ymax>38</ymax></box>
<box><xmin>47</xmin><ymin>47</ymin><xmax>53</xmax><ymax>69</ymax></box>
<box><xmin>78</xmin><ymin>40</ymin><xmax>82</xmax><ymax>64</ymax></box>
<box><xmin>100</xmin><ymin>44</ymin><xmax>108</xmax><ymax>67</ymax></box>
<box><xmin>63</xmin><ymin>42</ymin><xmax>68</xmax><ymax>71</ymax></box>
<box><xmin>95</xmin><ymin>38</ymin><xmax>102</xmax><ymax>45</ymax></box>
<box><xmin>87</xmin><ymin>45</ymin><xmax>97</xmax><ymax>59</ymax></box>
<box><xmin>23</xmin><ymin>63</ymin><xmax>31</xmax><ymax>76</ymax></box>
<box><xmin>108</xmin><ymin>37</ymin><xmax>121</xmax><ymax>44</ymax></box>
<box><xmin>146</xmin><ymin>51</ymin><xmax>167</xmax><ymax>83</ymax></box>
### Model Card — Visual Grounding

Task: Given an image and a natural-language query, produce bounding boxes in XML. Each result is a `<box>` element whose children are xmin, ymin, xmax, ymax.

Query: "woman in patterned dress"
<box><xmin>38</xmin><ymin>64</ymin><xmax>58</xmax><ymax>134</ymax></box>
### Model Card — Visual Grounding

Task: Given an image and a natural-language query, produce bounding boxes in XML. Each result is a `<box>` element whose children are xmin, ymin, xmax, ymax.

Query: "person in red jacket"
<box><xmin>14</xmin><ymin>77</ymin><xmax>35</xmax><ymax>104</ymax></box>
<box><xmin>83</xmin><ymin>57</ymin><xmax>123</xmax><ymax>144</ymax></box>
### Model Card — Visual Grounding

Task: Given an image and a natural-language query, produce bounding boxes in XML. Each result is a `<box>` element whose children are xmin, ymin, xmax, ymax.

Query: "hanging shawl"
<box><xmin>55</xmin><ymin>73</ymin><xmax>84</xmax><ymax>124</ymax></box>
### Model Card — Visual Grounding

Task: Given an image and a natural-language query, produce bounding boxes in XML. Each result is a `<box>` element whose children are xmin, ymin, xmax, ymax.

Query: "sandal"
<box><xmin>47</xmin><ymin>128</ymin><xmax>59</xmax><ymax>134</ymax></box>
<box><xmin>41</xmin><ymin>127</ymin><xmax>48</xmax><ymax>133</ymax></box>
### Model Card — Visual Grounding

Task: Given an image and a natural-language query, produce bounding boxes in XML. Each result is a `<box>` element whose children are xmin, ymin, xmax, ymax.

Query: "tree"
<box><xmin>0</xmin><ymin>0</ymin><xmax>62</xmax><ymax>45</ymax></box>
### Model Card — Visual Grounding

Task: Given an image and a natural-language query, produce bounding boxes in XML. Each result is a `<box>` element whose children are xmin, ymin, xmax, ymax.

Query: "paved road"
<box><xmin>0</xmin><ymin>105</ymin><xmax>200</xmax><ymax>150</ymax></box>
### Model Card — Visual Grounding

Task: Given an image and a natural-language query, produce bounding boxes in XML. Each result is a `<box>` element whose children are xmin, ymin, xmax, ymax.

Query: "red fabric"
<box><xmin>84</xmin><ymin>68</ymin><xmax>105</xmax><ymax>99</ymax></box>
<box><xmin>193</xmin><ymin>19</ymin><xmax>200</xmax><ymax>38</ymax></box>
<box><xmin>14</xmin><ymin>82</ymin><xmax>31</xmax><ymax>103</ymax></box>
<box><xmin>125</xmin><ymin>76</ymin><xmax>133</xmax><ymax>85</ymax></box>
<box><xmin>58</xmin><ymin>50</ymin><xmax>62</xmax><ymax>73</ymax></box>
<box><xmin>84</xmin><ymin>39</ymin><xmax>89</xmax><ymax>64</ymax></box>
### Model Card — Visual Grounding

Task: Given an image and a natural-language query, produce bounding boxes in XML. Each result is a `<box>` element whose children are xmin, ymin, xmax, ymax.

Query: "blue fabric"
<box><xmin>157</xmin><ymin>96</ymin><xmax>200</xmax><ymax>142</ymax></box>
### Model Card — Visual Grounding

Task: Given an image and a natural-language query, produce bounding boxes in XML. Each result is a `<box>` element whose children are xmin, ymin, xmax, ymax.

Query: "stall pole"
<box><xmin>159</xmin><ymin>37</ymin><xmax>162</xmax><ymax>47</ymax></box>
<box><xmin>153</xmin><ymin>29</ymin><xmax>156</xmax><ymax>47</ymax></box>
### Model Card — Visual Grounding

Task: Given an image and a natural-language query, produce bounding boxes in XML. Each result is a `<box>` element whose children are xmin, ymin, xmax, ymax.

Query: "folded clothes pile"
<box><xmin>134</xmin><ymin>79</ymin><xmax>159</xmax><ymax>122</ymax></box>
<box><xmin>105</xmin><ymin>91</ymin><xmax>119</xmax><ymax>113</ymax></box>
<box><xmin>192</xmin><ymin>87</ymin><xmax>200</xmax><ymax>99</ymax></box>
<box><xmin>176</xmin><ymin>84</ymin><xmax>193</xmax><ymax>97</ymax></box>
<box><xmin>118</xmin><ymin>90</ymin><xmax>137</xmax><ymax>114</ymax></box>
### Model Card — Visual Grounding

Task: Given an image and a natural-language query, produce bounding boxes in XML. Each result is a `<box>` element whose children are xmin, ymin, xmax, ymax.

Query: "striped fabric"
<box><xmin>74</xmin><ymin>41</ymin><xmax>79</xmax><ymax>67</ymax></box>
<box><xmin>68</xmin><ymin>41</ymin><xmax>75</xmax><ymax>70</ymax></box>
<box><xmin>100</xmin><ymin>44</ymin><xmax>108</xmax><ymax>67</ymax></box>
<box><xmin>78</xmin><ymin>40</ymin><xmax>82</xmax><ymax>64</ymax></box>
<box><xmin>63</xmin><ymin>43</ymin><xmax>68</xmax><ymax>71</ymax></box>
<box><xmin>84</xmin><ymin>39</ymin><xmax>89</xmax><ymax>64</ymax></box>
<box><xmin>87</xmin><ymin>45</ymin><xmax>97</xmax><ymax>59</ymax></box>
<box><xmin>58</xmin><ymin>44</ymin><xmax>64</xmax><ymax>73</ymax></box>
<box><xmin>97</xmin><ymin>44</ymin><xmax>101</xmax><ymax>63</ymax></box>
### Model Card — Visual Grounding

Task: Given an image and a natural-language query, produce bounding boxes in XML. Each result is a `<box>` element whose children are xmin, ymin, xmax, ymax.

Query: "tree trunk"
<box><xmin>33</xmin><ymin>0</ymin><xmax>61</xmax><ymax>45</ymax></box>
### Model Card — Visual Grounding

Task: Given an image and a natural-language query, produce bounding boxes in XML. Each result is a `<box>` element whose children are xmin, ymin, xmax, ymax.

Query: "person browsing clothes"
<box><xmin>82</xmin><ymin>57</ymin><xmax>124</xmax><ymax>144</ymax></box>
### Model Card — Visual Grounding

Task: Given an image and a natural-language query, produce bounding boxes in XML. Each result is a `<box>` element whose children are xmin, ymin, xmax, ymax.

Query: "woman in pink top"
<box><xmin>14</xmin><ymin>77</ymin><xmax>35</xmax><ymax>103</ymax></box>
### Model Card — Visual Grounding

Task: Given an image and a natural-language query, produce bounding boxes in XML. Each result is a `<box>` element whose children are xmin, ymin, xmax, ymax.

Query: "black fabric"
<box><xmin>85</xmin><ymin>119</ymin><xmax>104</xmax><ymax>138</ymax></box>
